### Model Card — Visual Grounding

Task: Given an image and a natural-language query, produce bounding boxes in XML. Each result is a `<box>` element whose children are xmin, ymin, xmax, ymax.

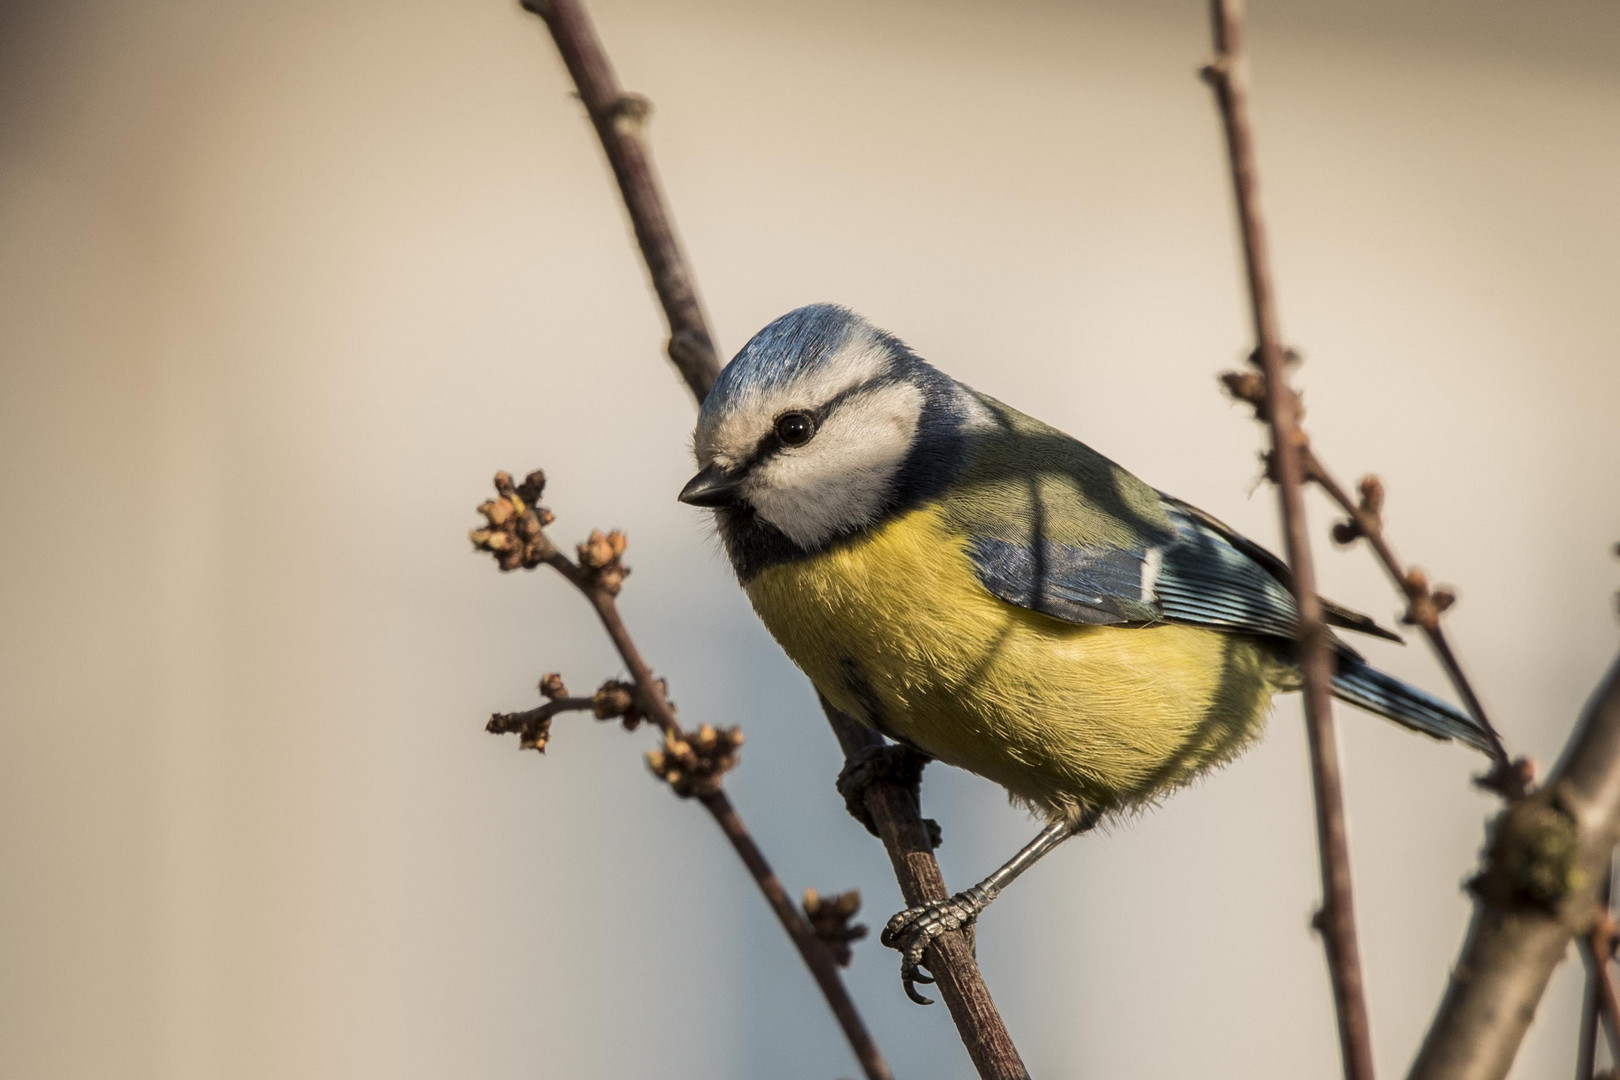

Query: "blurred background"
<box><xmin>3</xmin><ymin>0</ymin><xmax>1618</xmax><ymax>1076</ymax></box>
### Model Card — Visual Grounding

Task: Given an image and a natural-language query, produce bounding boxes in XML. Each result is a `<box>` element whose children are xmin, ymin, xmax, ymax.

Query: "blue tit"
<box><xmin>678</xmin><ymin>304</ymin><xmax>1491</xmax><ymax>1001</ymax></box>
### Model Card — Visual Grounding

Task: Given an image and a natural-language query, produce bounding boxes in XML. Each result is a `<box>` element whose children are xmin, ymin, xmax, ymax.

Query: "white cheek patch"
<box><xmin>745</xmin><ymin>381</ymin><xmax>925</xmax><ymax>549</ymax></box>
<box><xmin>695</xmin><ymin>328</ymin><xmax>894</xmax><ymax>468</ymax></box>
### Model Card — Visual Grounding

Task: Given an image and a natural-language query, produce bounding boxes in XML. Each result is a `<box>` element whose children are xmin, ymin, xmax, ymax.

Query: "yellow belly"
<box><xmin>744</xmin><ymin>503</ymin><xmax>1290</xmax><ymax>823</ymax></box>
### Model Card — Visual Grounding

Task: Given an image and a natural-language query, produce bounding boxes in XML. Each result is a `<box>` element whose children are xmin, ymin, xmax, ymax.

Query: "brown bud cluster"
<box><xmin>487</xmin><ymin>706</ymin><xmax>557</xmax><ymax>753</ymax></box>
<box><xmin>588</xmin><ymin>677</ymin><xmax>668</xmax><ymax>732</ymax></box>
<box><xmin>577</xmin><ymin>529</ymin><xmax>630</xmax><ymax>595</ymax></box>
<box><xmin>802</xmin><ymin>888</ymin><xmax>868</xmax><ymax>968</ymax></box>
<box><xmin>1331</xmin><ymin>474</ymin><xmax>1387</xmax><ymax>546</ymax></box>
<box><xmin>1358</xmin><ymin>475</ymin><xmax>1385</xmax><ymax>516</ymax></box>
<box><xmin>1400</xmin><ymin>566</ymin><xmax>1457</xmax><ymax>630</ymax></box>
<box><xmin>645</xmin><ymin>724</ymin><xmax>744</xmax><ymax>797</ymax></box>
<box><xmin>608</xmin><ymin>92</ymin><xmax>653</xmax><ymax>132</ymax></box>
<box><xmin>470</xmin><ymin>471</ymin><xmax>555</xmax><ymax>571</ymax></box>
<box><xmin>1476</xmin><ymin>755</ymin><xmax>1537</xmax><ymax>801</ymax></box>
<box><xmin>1220</xmin><ymin>369</ymin><xmax>1267</xmax><ymax>408</ymax></box>
<box><xmin>486</xmin><ymin>671</ymin><xmax>601</xmax><ymax>753</ymax></box>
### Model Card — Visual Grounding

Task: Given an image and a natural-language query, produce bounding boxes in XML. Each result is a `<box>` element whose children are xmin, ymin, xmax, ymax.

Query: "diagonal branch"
<box><xmin>516</xmin><ymin>2</ymin><xmax>1029</xmax><ymax>1076</ymax></box>
<box><xmin>1202</xmin><ymin>3</ymin><xmax>1376</xmax><ymax>1077</ymax></box>
<box><xmin>518</xmin><ymin>0</ymin><xmax>717</xmax><ymax>400</ymax></box>
<box><xmin>1410</xmin><ymin>655</ymin><xmax>1620</xmax><ymax>1080</ymax></box>
<box><xmin>1306</xmin><ymin>456</ymin><xmax>1514</xmax><ymax>778</ymax></box>
<box><xmin>473</xmin><ymin>472</ymin><xmax>891</xmax><ymax>1080</ymax></box>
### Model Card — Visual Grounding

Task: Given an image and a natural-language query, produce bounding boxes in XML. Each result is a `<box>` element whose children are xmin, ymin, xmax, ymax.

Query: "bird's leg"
<box><xmin>881</xmin><ymin>813</ymin><xmax>1096</xmax><ymax>1004</ymax></box>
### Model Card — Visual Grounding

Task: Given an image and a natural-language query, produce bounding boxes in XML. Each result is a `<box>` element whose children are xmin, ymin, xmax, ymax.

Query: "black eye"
<box><xmin>775</xmin><ymin>411</ymin><xmax>817</xmax><ymax>447</ymax></box>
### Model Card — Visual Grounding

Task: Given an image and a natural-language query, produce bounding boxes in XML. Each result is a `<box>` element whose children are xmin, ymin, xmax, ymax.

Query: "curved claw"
<box><xmin>902</xmin><ymin>961</ymin><xmax>934</xmax><ymax>1005</ymax></box>
<box><xmin>880</xmin><ymin>888</ymin><xmax>991</xmax><ymax>1006</ymax></box>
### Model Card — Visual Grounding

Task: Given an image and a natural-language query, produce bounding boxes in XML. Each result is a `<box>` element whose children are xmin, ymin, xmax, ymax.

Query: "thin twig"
<box><xmin>1202</xmin><ymin>3</ymin><xmax>1376</xmax><ymax>1078</ymax></box>
<box><xmin>1580</xmin><ymin>865</ymin><xmax>1616</xmax><ymax>1080</ymax></box>
<box><xmin>1411</xmin><ymin>656</ymin><xmax>1620</xmax><ymax>1080</ymax></box>
<box><xmin>516</xmin><ymin>2</ymin><xmax>1029</xmax><ymax>1074</ymax></box>
<box><xmin>473</xmin><ymin>476</ymin><xmax>891</xmax><ymax>1080</ymax></box>
<box><xmin>519</xmin><ymin>0</ymin><xmax>718</xmax><ymax>401</ymax></box>
<box><xmin>1307</xmin><ymin>455</ymin><xmax>1514</xmax><ymax>776</ymax></box>
<box><xmin>1585</xmin><ymin>909</ymin><xmax>1620</xmax><ymax>1068</ymax></box>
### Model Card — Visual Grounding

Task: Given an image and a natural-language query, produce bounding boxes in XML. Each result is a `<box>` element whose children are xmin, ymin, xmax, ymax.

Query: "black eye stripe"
<box><xmin>735</xmin><ymin>373</ymin><xmax>902</xmax><ymax>470</ymax></box>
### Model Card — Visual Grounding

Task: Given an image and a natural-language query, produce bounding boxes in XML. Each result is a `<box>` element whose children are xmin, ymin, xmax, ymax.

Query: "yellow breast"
<box><xmin>744</xmin><ymin>503</ymin><xmax>1289</xmax><ymax>822</ymax></box>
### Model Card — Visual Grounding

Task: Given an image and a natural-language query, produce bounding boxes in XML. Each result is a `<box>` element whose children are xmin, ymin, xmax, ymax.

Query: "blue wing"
<box><xmin>964</xmin><ymin>492</ymin><xmax>1493</xmax><ymax>754</ymax></box>
<box><xmin>967</xmin><ymin>496</ymin><xmax>1322</xmax><ymax>642</ymax></box>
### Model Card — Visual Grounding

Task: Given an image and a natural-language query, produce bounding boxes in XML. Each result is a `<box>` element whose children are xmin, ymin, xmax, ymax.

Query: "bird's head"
<box><xmin>681</xmin><ymin>304</ymin><xmax>975</xmax><ymax>557</ymax></box>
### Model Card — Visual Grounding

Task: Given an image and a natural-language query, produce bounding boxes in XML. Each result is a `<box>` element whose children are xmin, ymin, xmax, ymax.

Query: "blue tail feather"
<box><xmin>1330</xmin><ymin>656</ymin><xmax>1493</xmax><ymax>754</ymax></box>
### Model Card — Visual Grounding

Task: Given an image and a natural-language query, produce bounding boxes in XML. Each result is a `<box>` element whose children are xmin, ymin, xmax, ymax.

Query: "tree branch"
<box><xmin>472</xmin><ymin>472</ymin><xmax>891</xmax><ymax>1080</ymax></box>
<box><xmin>1202</xmin><ymin>3</ymin><xmax>1376</xmax><ymax>1077</ymax></box>
<box><xmin>1410</xmin><ymin>656</ymin><xmax>1620</xmax><ymax>1080</ymax></box>
<box><xmin>517</xmin><ymin>1</ymin><xmax>1027</xmax><ymax>1075</ymax></box>
<box><xmin>519</xmin><ymin>0</ymin><xmax>717</xmax><ymax>400</ymax></box>
<box><xmin>1578</xmin><ymin>868</ymin><xmax>1616</xmax><ymax>1080</ymax></box>
<box><xmin>1306</xmin><ymin>457</ymin><xmax>1515</xmax><ymax>779</ymax></box>
<box><xmin>823</xmin><ymin>700</ymin><xmax>1032</xmax><ymax>1079</ymax></box>
<box><xmin>1582</xmin><ymin>910</ymin><xmax>1620</xmax><ymax>1069</ymax></box>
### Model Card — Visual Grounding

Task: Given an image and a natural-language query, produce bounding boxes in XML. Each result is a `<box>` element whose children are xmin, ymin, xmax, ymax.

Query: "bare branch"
<box><xmin>1307</xmin><ymin>456</ymin><xmax>1517</xmax><ymax>782</ymax></box>
<box><xmin>519</xmin><ymin>0</ymin><xmax>719</xmax><ymax>400</ymax></box>
<box><xmin>516</xmin><ymin>2</ymin><xmax>1030</xmax><ymax>1075</ymax></box>
<box><xmin>1578</xmin><ymin>869</ymin><xmax>1616</xmax><ymax>1080</ymax></box>
<box><xmin>1584</xmin><ymin>910</ymin><xmax>1620</xmax><ymax>1067</ymax></box>
<box><xmin>1411</xmin><ymin>656</ymin><xmax>1620</xmax><ymax>1080</ymax></box>
<box><xmin>1202</xmin><ymin>3</ymin><xmax>1376</xmax><ymax>1077</ymax></box>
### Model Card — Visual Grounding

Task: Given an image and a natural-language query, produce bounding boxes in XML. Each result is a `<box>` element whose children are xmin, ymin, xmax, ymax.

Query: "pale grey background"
<box><xmin>3</xmin><ymin>1</ymin><xmax>1618</xmax><ymax>1077</ymax></box>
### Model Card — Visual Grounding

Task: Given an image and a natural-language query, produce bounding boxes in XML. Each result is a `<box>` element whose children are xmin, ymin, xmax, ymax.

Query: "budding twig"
<box><xmin>804</xmin><ymin>888</ymin><xmax>869</xmax><ymax>969</ymax></box>
<box><xmin>516</xmin><ymin>0</ymin><xmax>718</xmax><ymax>401</ymax></box>
<box><xmin>473</xmin><ymin>469</ymin><xmax>890</xmax><ymax>1080</ymax></box>
<box><xmin>1309</xmin><ymin>458</ymin><xmax>1522</xmax><ymax>789</ymax></box>
<box><xmin>1203</xmin><ymin>3</ymin><xmax>1375</xmax><ymax>1077</ymax></box>
<box><xmin>1221</xmin><ymin>366</ymin><xmax>1521</xmax><ymax>792</ymax></box>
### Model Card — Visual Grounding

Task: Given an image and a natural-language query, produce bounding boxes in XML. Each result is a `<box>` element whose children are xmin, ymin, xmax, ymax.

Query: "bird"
<box><xmin>677</xmin><ymin>303</ymin><xmax>1494</xmax><ymax>1002</ymax></box>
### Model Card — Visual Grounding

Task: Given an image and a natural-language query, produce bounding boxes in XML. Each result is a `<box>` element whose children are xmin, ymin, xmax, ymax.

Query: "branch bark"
<box><xmin>1202</xmin><ymin>3</ymin><xmax>1376</xmax><ymax>1077</ymax></box>
<box><xmin>518</xmin><ymin>1</ymin><xmax>1028</xmax><ymax>1076</ymax></box>
<box><xmin>1577</xmin><ymin>868</ymin><xmax>1616</xmax><ymax>1080</ymax></box>
<box><xmin>519</xmin><ymin>0</ymin><xmax>717</xmax><ymax>401</ymax></box>
<box><xmin>1410</xmin><ymin>656</ymin><xmax>1620</xmax><ymax>1080</ymax></box>
<box><xmin>823</xmin><ymin>701</ymin><xmax>1032</xmax><ymax>1079</ymax></box>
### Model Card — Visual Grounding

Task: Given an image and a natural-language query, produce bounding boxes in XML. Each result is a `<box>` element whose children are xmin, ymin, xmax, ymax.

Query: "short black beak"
<box><xmin>678</xmin><ymin>465</ymin><xmax>745</xmax><ymax>507</ymax></box>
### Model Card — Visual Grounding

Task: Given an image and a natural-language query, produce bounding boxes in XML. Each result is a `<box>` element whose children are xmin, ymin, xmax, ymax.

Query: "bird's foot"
<box><xmin>834</xmin><ymin>742</ymin><xmax>942</xmax><ymax>847</ymax></box>
<box><xmin>879</xmin><ymin>886</ymin><xmax>992</xmax><ymax>1005</ymax></box>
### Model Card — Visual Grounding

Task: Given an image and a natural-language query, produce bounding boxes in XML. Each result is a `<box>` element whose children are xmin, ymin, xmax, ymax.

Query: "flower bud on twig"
<box><xmin>803</xmin><ymin>888</ymin><xmax>869</xmax><ymax>968</ymax></box>
<box><xmin>646</xmin><ymin>724</ymin><xmax>744</xmax><ymax>797</ymax></box>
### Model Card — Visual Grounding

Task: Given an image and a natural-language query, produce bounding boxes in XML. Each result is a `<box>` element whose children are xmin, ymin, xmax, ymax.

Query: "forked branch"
<box><xmin>1411</xmin><ymin>657</ymin><xmax>1620</xmax><ymax>1080</ymax></box>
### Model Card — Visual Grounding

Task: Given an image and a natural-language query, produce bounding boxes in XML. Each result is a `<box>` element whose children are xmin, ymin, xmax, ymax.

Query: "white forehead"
<box><xmin>694</xmin><ymin>326</ymin><xmax>894</xmax><ymax>468</ymax></box>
